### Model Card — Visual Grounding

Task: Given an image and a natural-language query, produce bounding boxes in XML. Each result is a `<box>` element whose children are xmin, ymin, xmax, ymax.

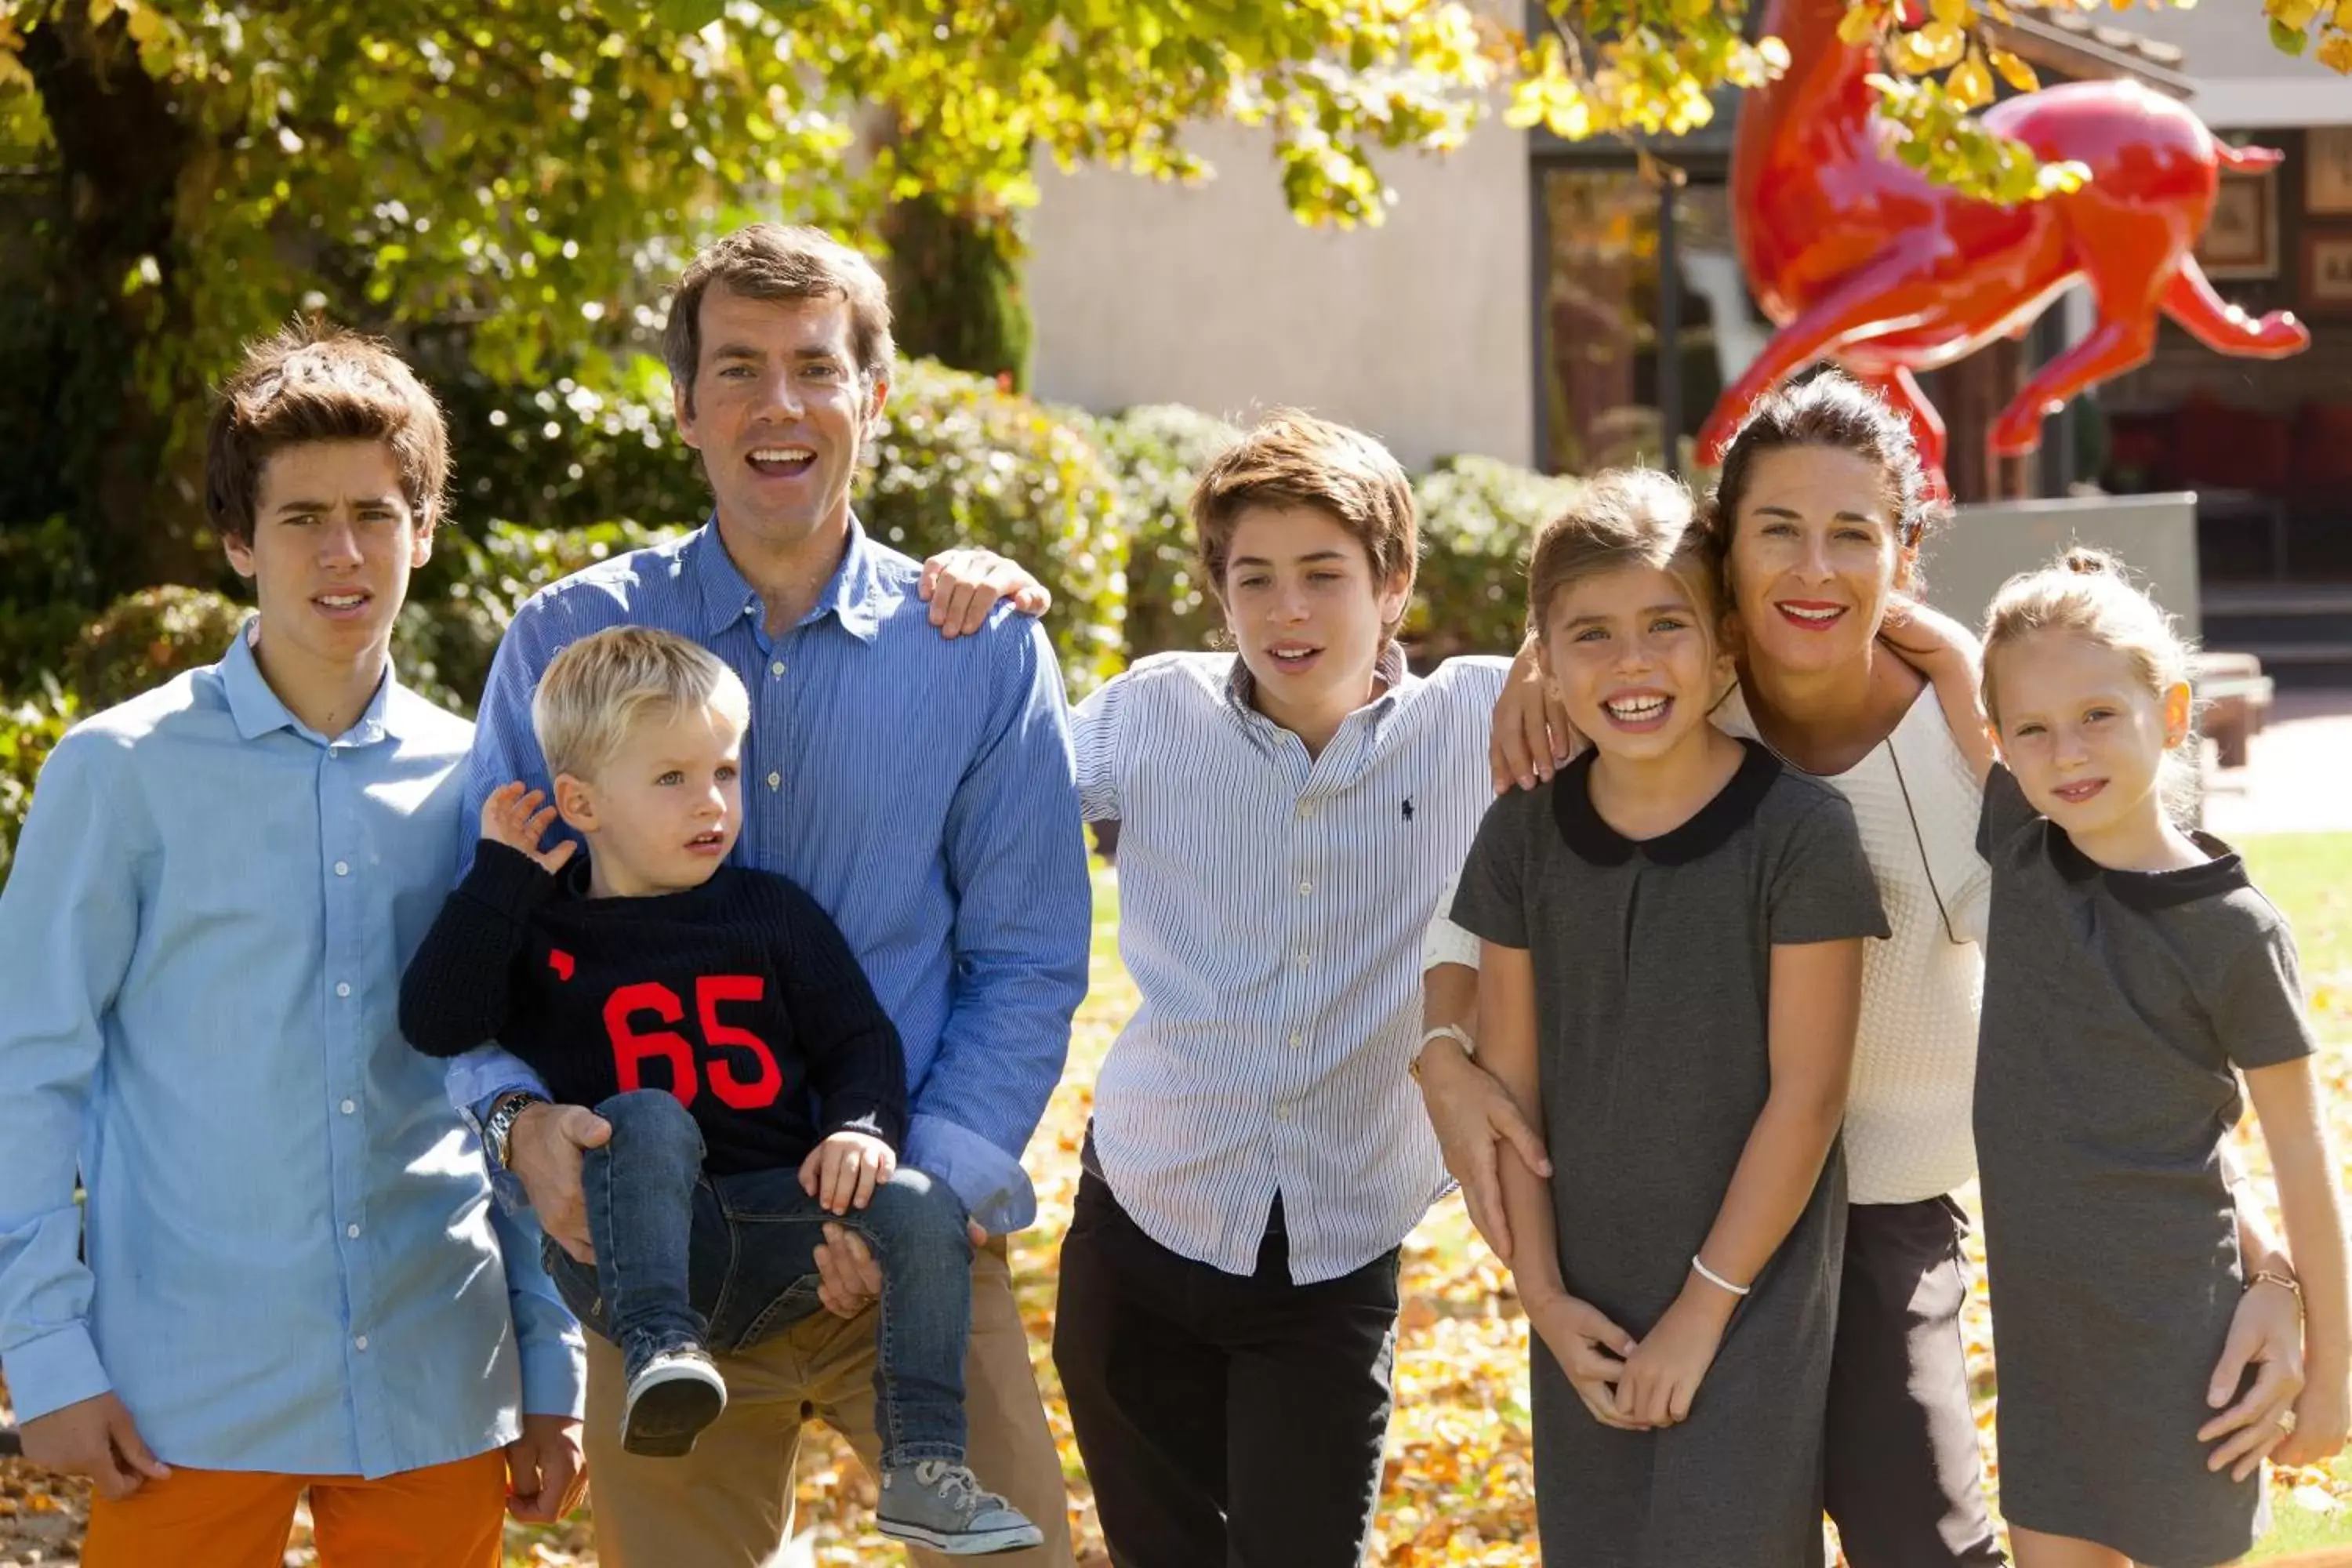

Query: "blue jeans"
<box><xmin>545</xmin><ymin>1089</ymin><xmax>975</xmax><ymax>1468</ymax></box>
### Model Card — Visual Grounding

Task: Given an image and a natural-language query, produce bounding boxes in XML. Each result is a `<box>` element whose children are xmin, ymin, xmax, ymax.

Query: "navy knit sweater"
<box><xmin>399</xmin><ymin>841</ymin><xmax>906</xmax><ymax>1175</ymax></box>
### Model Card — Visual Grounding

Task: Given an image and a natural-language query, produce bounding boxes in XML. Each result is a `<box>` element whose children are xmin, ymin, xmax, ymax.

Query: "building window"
<box><xmin>1537</xmin><ymin>165</ymin><xmax>1769</xmax><ymax>477</ymax></box>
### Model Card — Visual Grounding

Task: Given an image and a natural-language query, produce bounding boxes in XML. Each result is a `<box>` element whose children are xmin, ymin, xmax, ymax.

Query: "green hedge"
<box><xmin>1407</xmin><ymin>456</ymin><xmax>1582</xmax><ymax>662</ymax></box>
<box><xmin>860</xmin><ymin>360</ymin><xmax>1126</xmax><ymax>694</ymax></box>
<box><xmin>0</xmin><ymin>681</ymin><xmax>79</xmax><ymax>887</ymax></box>
<box><xmin>72</xmin><ymin>586</ymin><xmax>252</xmax><ymax>710</ymax></box>
<box><xmin>1094</xmin><ymin>404</ymin><xmax>1239</xmax><ymax>662</ymax></box>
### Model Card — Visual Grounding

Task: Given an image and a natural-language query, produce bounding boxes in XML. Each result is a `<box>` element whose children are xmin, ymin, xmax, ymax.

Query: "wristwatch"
<box><xmin>482</xmin><ymin>1090</ymin><xmax>546</xmax><ymax>1171</ymax></box>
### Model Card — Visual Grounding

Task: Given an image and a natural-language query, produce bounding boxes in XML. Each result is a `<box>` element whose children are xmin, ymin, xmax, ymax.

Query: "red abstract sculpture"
<box><xmin>1698</xmin><ymin>0</ymin><xmax>2309</xmax><ymax>481</ymax></box>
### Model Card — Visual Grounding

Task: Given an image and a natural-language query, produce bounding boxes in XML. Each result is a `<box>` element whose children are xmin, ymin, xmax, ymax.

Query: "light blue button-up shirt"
<box><xmin>0</xmin><ymin>628</ymin><xmax>583</xmax><ymax>1477</ymax></box>
<box><xmin>444</xmin><ymin>519</ymin><xmax>1091</xmax><ymax>1233</ymax></box>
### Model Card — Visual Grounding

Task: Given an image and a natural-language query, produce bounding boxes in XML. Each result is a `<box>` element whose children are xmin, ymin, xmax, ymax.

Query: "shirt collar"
<box><xmin>1552</xmin><ymin>737</ymin><xmax>1782</xmax><ymax>867</ymax></box>
<box><xmin>220</xmin><ymin>615</ymin><xmax>400</xmax><ymax>747</ymax></box>
<box><xmin>1222</xmin><ymin>640</ymin><xmax>1410</xmax><ymax>725</ymax></box>
<box><xmin>691</xmin><ymin>514</ymin><xmax>885</xmax><ymax>644</ymax></box>
<box><xmin>2044</xmin><ymin>823</ymin><xmax>2252</xmax><ymax>910</ymax></box>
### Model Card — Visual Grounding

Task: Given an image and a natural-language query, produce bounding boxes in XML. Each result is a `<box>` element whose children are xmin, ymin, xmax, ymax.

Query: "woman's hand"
<box><xmin>1525</xmin><ymin>1288</ymin><xmax>1644</xmax><ymax>1430</ymax></box>
<box><xmin>2200</xmin><ymin>1275</ymin><xmax>2307</xmax><ymax>1479</ymax></box>
<box><xmin>1613</xmin><ymin>1290</ymin><xmax>1731</xmax><ymax>1428</ymax></box>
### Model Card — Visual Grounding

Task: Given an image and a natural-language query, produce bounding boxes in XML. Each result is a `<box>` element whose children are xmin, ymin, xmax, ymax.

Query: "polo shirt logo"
<box><xmin>548</xmin><ymin>949</ymin><xmax>575</xmax><ymax>982</ymax></box>
<box><xmin>1401</xmin><ymin>798</ymin><xmax>1414</xmax><ymax>822</ymax></box>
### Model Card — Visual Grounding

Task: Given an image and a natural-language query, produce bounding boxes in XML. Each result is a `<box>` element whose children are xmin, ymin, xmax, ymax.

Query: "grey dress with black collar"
<box><xmin>1974</xmin><ymin>765</ymin><xmax>2316</xmax><ymax>1566</ymax></box>
<box><xmin>1453</xmin><ymin>740</ymin><xmax>1888</xmax><ymax>1567</ymax></box>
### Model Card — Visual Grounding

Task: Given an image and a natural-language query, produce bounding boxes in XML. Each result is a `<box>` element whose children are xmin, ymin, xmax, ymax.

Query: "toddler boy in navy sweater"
<box><xmin>401</xmin><ymin>625</ymin><xmax>1041</xmax><ymax>1555</ymax></box>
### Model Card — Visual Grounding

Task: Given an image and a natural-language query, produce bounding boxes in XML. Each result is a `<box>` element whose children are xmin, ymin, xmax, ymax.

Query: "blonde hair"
<box><xmin>1526</xmin><ymin>467</ymin><xmax>1719</xmax><ymax>640</ymax></box>
<box><xmin>1980</xmin><ymin>546</ymin><xmax>2198</xmax><ymax>815</ymax></box>
<box><xmin>1191</xmin><ymin>409</ymin><xmax>1420</xmax><ymax>642</ymax></box>
<box><xmin>532</xmin><ymin>627</ymin><xmax>751</xmax><ymax>782</ymax></box>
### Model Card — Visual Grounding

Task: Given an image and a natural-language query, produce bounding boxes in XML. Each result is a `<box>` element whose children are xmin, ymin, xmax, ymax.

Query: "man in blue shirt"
<box><xmin>447</xmin><ymin>223</ymin><xmax>1092</xmax><ymax>1566</ymax></box>
<box><xmin>0</xmin><ymin>324</ymin><xmax>586</xmax><ymax>1566</ymax></box>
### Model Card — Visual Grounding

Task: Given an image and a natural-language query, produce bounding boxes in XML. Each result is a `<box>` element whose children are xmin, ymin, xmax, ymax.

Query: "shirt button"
<box><xmin>1275</xmin><ymin>1101</ymin><xmax>1294</xmax><ymax>1121</ymax></box>
<box><xmin>1294</xmin><ymin>950</ymin><xmax>1310</xmax><ymax>969</ymax></box>
<box><xmin>340</xmin><ymin>1099</ymin><xmax>357</xmax><ymax>1115</ymax></box>
<box><xmin>1296</xmin><ymin>880</ymin><xmax>1312</xmax><ymax>896</ymax></box>
<box><xmin>335</xmin><ymin>982</ymin><xmax>351</xmax><ymax>998</ymax></box>
<box><xmin>333</xmin><ymin>861</ymin><xmax>350</xmax><ymax>877</ymax></box>
<box><xmin>771</xmin><ymin>660</ymin><xmax>786</xmax><ymax>677</ymax></box>
<box><xmin>347</xmin><ymin>1223</ymin><xmax>361</xmax><ymax>1239</ymax></box>
<box><xmin>1295</xmin><ymin>802</ymin><xmax>1315</xmax><ymax>819</ymax></box>
<box><xmin>1288</xmin><ymin>1030</ymin><xmax>1304</xmax><ymax>1049</ymax></box>
<box><xmin>354</xmin><ymin>1334</ymin><xmax>369</xmax><ymax>1351</ymax></box>
<box><xmin>767</xmin><ymin>771</ymin><xmax>781</xmax><ymax>790</ymax></box>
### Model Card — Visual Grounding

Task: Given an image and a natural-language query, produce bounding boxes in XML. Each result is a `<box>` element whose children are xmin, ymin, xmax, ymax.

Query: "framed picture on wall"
<box><xmin>2198</xmin><ymin>168</ymin><xmax>2277</xmax><ymax>278</ymax></box>
<box><xmin>2309</xmin><ymin>126</ymin><xmax>2352</xmax><ymax>215</ymax></box>
<box><xmin>2302</xmin><ymin>229</ymin><xmax>2352</xmax><ymax>316</ymax></box>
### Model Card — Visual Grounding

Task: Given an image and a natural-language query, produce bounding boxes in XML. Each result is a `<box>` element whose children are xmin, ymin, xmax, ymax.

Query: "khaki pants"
<box><xmin>583</xmin><ymin>1238</ymin><xmax>1074</xmax><ymax>1568</ymax></box>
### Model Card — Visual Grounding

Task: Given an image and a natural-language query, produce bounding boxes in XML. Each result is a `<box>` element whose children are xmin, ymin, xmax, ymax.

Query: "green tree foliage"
<box><xmin>0</xmin><ymin>0</ymin><xmax>2324</xmax><ymax>616</ymax></box>
<box><xmin>884</xmin><ymin>194</ymin><xmax>1033</xmax><ymax>394</ymax></box>
<box><xmin>1093</xmin><ymin>404</ymin><xmax>1240</xmax><ymax>662</ymax></box>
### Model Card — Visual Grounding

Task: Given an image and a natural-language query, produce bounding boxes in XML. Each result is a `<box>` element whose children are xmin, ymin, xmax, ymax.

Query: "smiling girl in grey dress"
<box><xmin>1450</xmin><ymin>471</ymin><xmax>1886</xmax><ymax>1566</ymax></box>
<box><xmin>1969</xmin><ymin>550</ymin><xmax>2350</xmax><ymax>1568</ymax></box>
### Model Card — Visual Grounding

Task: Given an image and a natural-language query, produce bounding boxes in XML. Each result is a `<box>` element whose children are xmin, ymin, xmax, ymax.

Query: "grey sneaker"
<box><xmin>877</xmin><ymin>1460</ymin><xmax>1046</xmax><ymax>1555</ymax></box>
<box><xmin>621</xmin><ymin>1347</ymin><xmax>727</xmax><ymax>1457</ymax></box>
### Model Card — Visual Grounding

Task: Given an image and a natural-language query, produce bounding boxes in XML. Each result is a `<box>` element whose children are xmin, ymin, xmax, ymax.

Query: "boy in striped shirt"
<box><xmin>1054</xmin><ymin>411</ymin><xmax>1512</xmax><ymax>1566</ymax></box>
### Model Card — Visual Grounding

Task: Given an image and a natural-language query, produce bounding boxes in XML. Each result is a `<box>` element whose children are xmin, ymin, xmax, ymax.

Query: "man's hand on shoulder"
<box><xmin>920</xmin><ymin>548</ymin><xmax>1050</xmax><ymax>638</ymax></box>
<box><xmin>20</xmin><ymin>1391</ymin><xmax>171</xmax><ymax>1501</ymax></box>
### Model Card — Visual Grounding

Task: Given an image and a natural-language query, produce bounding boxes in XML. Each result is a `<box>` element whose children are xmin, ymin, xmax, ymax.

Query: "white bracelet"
<box><xmin>1691</xmin><ymin>1254</ymin><xmax>1751</xmax><ymax>1298</ymax></box>
<box><xmin>1418</xmin><ymin>1023</ymin><xmax>1476</xmax><ymax>1060</ymax></box>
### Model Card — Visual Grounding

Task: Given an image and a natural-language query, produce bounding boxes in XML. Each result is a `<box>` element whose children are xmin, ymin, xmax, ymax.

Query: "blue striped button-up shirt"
<box><xmin>444</xmin><ymin>519</ymin><xmax>1091</xmax><ymax>1233</ymax></box>
<box><xmin>1074</xmin><ymin>648</ymin><xmax>1508</xmax><ymax>1283</ymax></box>
<box><xmin>0</xmin><ymin>628</ymin><xmax>583</xmax><ymax>1476</ymax></box>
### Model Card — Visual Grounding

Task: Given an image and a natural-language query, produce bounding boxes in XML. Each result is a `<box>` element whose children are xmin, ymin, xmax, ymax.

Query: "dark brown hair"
<box><xmin>1191</xmin><ymin>409</ymin><xmax>1420</xmax><ymax>637</ymax></box>
<box><xmin>664</xmin><ymin>223</ymin><xmax>895</xmax><ymax>417</ymax></box>
<box><xmin>203</xmin><ymin>320</ymin><xmax>450</xmax><ymax>546</ymax></box>
<box><xmin>1526</xmin><ymin>467</ymin><xmax>1719</xmax><ymax>638</ymax></box>
<box><xmin>1705</xmin><ymin>369</ymin><xmax>1947</xmax><ymax>594</ymax></box>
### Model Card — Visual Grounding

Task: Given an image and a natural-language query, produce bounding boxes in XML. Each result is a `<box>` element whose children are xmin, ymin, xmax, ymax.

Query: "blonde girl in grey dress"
<box><xmin>1450</xmin><ymin>471</ymin><xmax>1885</xmax><ymax>1566</ymax></box>
<box><xmin>1967</xmin><ymin>550</ymin><xmax>2350</xmax><ymax>1568</ymax></box>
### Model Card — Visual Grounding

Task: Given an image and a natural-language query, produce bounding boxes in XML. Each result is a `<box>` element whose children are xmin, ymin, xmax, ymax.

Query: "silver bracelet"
<box><xmin>1691</xmin><ymin>1254</ymin><xmax>1751</xmax><ymax>1298</ymax></box>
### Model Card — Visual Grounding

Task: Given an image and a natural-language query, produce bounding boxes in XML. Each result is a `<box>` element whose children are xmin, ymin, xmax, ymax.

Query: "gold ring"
<box><xmin>2279</xmin><ymin>1409</ymin><xmax>2299</xmax><ymax>1435</ymax></box>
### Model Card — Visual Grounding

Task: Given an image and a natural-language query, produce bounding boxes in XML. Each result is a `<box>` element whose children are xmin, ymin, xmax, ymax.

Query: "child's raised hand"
<box><xmin>1614</xmin><ymin>1293</ymin><xmax>1730</xmax><ymax>1428</ymax></box>
<box><xmin>800</xmin><ymin>1129</ymin><xmax>897</xmax><ymax>1215</ymax></box>
<box><xmin>479</xmin><ymin>782</ymin><xmax>575</xmax><ymax>875</ymax></box>
<box><xmin>1526</xmin><ymin>1290</ymin><xmax>1646</xmax><ymax>1431</ymax></box>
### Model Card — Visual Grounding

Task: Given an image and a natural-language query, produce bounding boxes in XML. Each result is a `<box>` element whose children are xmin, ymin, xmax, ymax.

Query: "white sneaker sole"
<box><xmin>875</xmin><ymin>1519</ymin><xmax>1046</xmax><ymax>1555</ymax></box>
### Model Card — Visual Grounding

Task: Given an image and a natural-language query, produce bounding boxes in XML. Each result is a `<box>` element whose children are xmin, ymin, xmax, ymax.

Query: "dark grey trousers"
<box><xmin>1825</xmin><ymin>1196</ymin><xmax>2008</xmax><ymax>1567</ymax></box>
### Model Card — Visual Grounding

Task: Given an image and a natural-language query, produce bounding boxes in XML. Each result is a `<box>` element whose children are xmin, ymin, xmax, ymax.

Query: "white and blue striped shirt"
<box><xmin>1076</xmin><ymin>647</ymin><xmax>1508</xmax><ymax>1283</ymax></box>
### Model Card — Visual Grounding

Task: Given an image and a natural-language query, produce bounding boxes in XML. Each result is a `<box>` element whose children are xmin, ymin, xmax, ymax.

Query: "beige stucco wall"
<box><xmin>1926</xmin><ymin>493</ymin><xmax>2201</xmax><ymax>639</ymax></box>
<box><xmin>2122</xmin><ymin>5</ymin><xmax>2352</xmax><ymax>127</ymax></box>
<box><xmin>1024</xmin><ymin>117</ymin><xmax>1535</xmax><ymax>471</ymax></box>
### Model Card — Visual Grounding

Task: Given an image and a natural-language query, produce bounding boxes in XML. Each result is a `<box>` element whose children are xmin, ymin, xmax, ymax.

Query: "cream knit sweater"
<box><xmin>1426</xmin><ymin>685</ymin><xmax>1990</xmax><ymax>1206</ymax></box>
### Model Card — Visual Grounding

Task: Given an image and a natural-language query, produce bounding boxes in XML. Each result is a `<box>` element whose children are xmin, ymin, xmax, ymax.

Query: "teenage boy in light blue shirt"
<box><xmin>0</xmin><ymin>324</ymin><xmax>585</xmax><ymax>1567</ymax></box>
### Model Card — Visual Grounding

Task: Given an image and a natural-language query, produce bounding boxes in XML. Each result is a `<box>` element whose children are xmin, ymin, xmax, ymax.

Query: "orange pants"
<box><xmin>81</xmin><ymin>1448</ymin><xmax>506</xmax><ymax>1568</ymax></box>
